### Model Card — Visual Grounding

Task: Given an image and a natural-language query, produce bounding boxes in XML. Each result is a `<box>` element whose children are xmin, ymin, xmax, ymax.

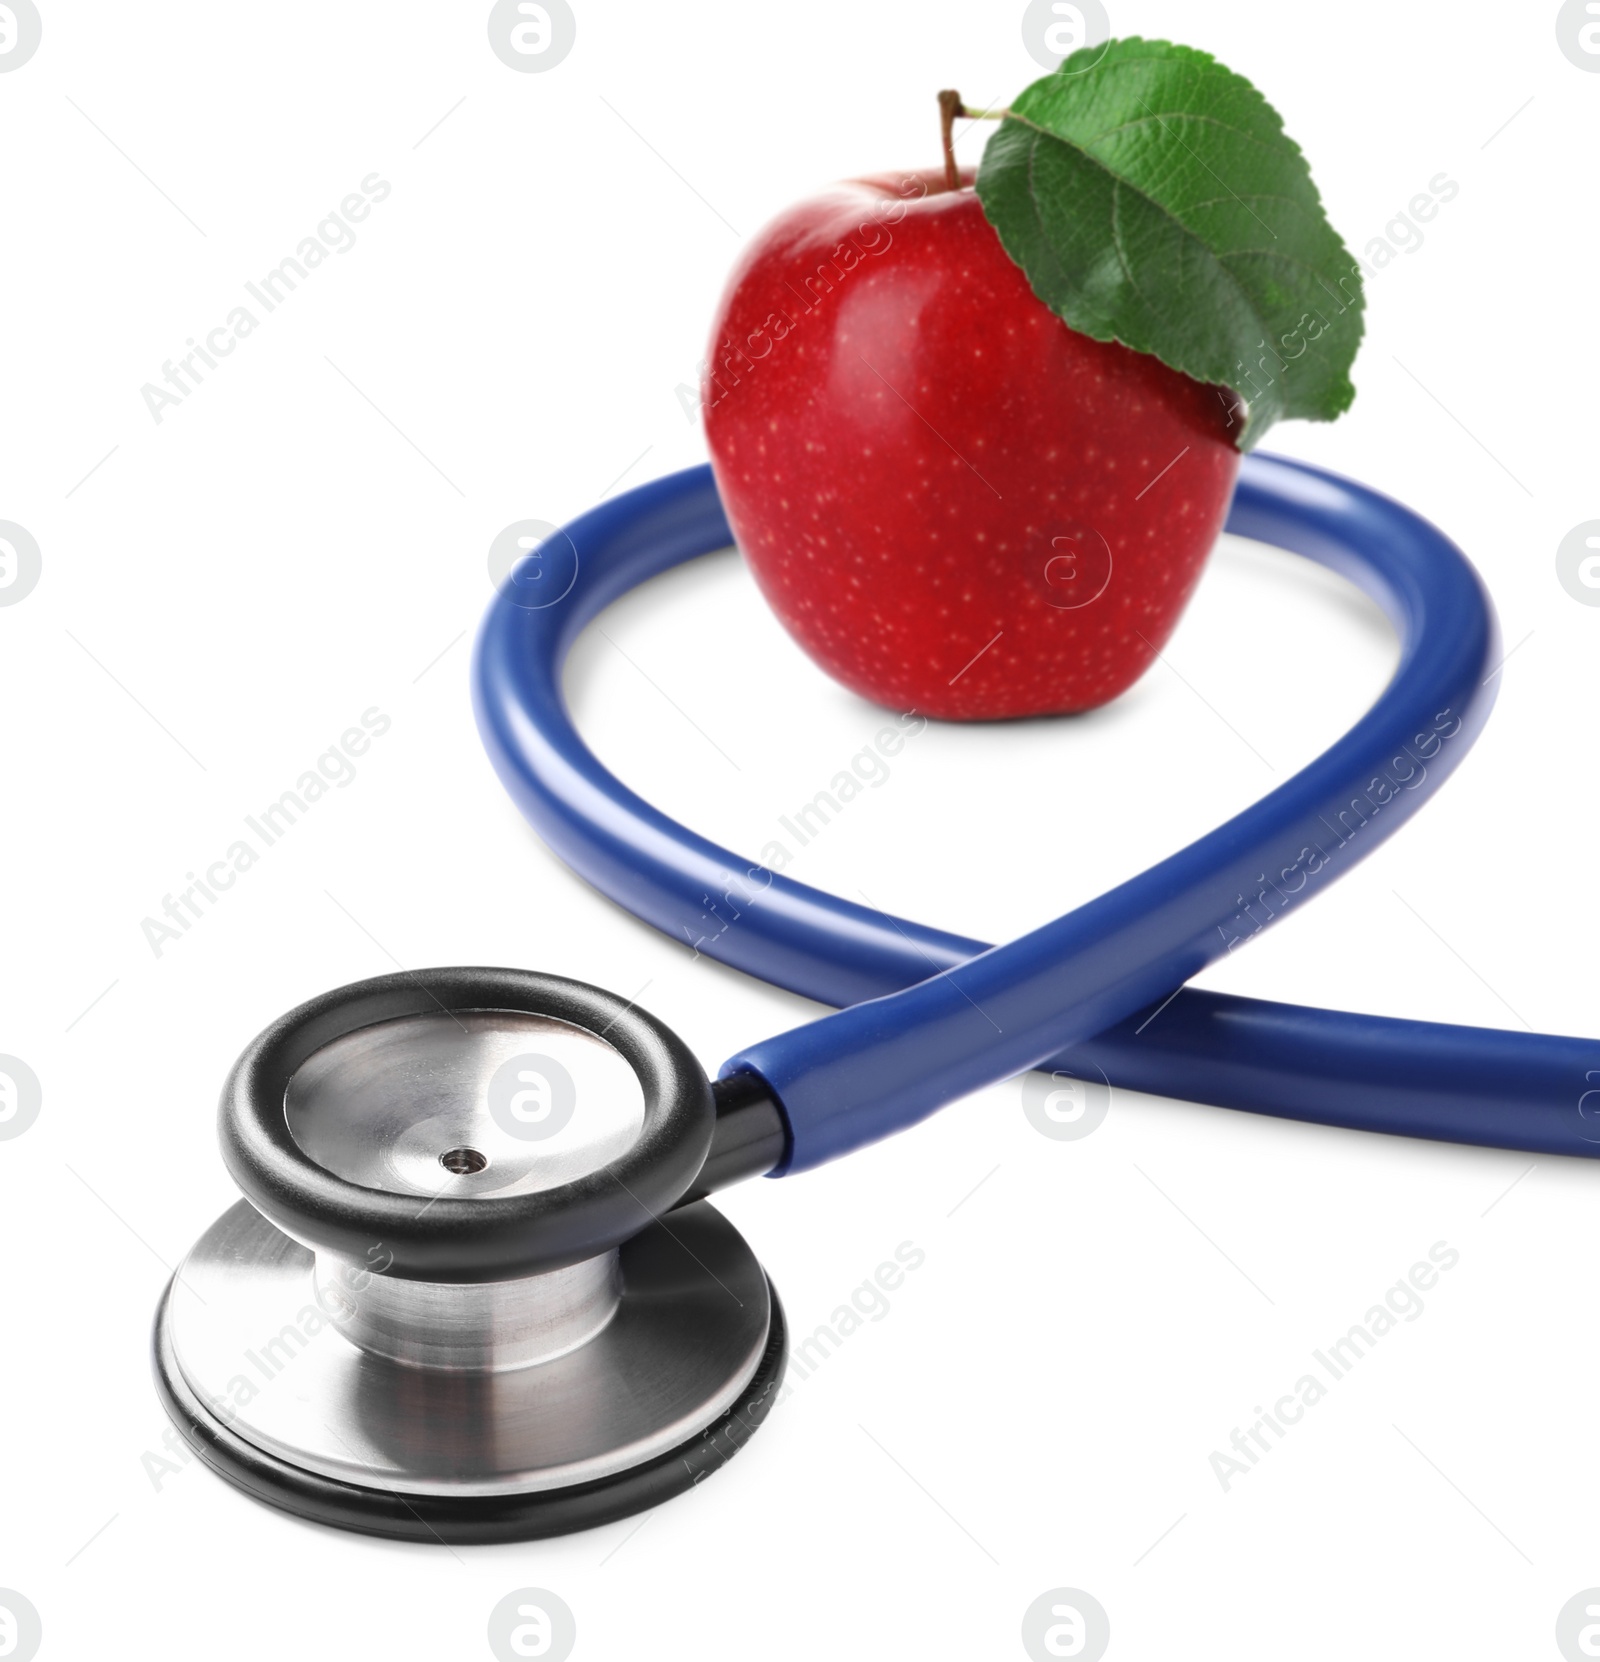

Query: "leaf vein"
<box><xmin>1080</xmin><ymin>110</ymin><xmax>1297</xmax><ymax>158</ymax></box>
<box><xmin>1217</xmin><ymin>245</ymin><xmax>1364</xmax><ymax>291</ymax></box>
<box><xmin>1182</xmin><ymin>191</ymin><xmax>1313</xmax><ymax>215</ymax></box>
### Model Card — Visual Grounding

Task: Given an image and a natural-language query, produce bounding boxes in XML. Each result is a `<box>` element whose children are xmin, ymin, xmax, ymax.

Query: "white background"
<box><xmin>1</xmin><ymin>2</ymin><xmax>1596</xmax><ymax>1658</ymax></box>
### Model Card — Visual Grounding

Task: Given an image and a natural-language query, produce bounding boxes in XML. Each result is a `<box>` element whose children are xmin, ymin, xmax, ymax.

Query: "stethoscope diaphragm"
<box><xmin>154</xmin><ymin>967</ymin><xmax>786</xmax><ymax>1542</ymax></box>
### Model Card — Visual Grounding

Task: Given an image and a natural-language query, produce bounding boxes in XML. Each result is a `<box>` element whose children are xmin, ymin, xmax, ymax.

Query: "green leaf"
<box><xmin>974</xmin><ymin>37</ymin><xmax>1364</xmax><ymax>449</ymax></box>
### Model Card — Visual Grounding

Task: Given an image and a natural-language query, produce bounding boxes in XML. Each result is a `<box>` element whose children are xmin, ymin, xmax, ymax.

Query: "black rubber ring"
<box><xmin>218</xmin><ymin>967</ymin><xmax>714</xmax><ymax>1282</ymax></box>
<box><xmin>151</xmin><ymin>1273</ymin><xmax>787</xmax><ymax>1544</ymax></box>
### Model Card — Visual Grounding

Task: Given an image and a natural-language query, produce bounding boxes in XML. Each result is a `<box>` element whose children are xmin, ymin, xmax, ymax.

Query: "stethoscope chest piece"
<box><xmin>153</xmin><ymin>967</ymin><xmax>786</xmax><ymax>1543</ymax></box>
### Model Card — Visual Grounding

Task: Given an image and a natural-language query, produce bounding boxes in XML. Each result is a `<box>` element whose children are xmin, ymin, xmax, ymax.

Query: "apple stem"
<box><xmin>937</xmin><ymin>89</ymin><xmax>964</xmax><ymax>189</ymax></box>
<box><xmin>937</xmin><ymin>91</ymin><xmax>1011</xmax><ymax>189</ymax></box>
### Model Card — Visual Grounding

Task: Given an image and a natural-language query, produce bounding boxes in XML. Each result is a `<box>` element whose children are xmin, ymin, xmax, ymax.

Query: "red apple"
<box><xmin>702</xmin><ymin>167</ymin><xmax>1242</xmax><ymax>720</ymax></box>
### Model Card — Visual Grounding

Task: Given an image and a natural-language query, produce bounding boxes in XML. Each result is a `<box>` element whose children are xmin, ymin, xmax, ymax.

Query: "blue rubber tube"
<box><xmin>474</xmin><ymin>456</ymin><xmax>1600</xmax><ymax>1172</ymax></box>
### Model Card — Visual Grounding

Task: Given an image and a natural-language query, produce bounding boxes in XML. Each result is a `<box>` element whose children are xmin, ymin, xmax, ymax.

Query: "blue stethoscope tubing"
<box><xmin>474</xmin><ymin>453</ymin><xmax>1600</xmax><ymax>1173</ymax></box>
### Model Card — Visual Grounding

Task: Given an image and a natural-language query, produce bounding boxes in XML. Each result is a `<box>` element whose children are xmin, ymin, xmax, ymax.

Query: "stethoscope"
<box><xmin>154</xmin><ymin>452</ymin><xmax>1593</xmax><ymax>1544</ymax></box>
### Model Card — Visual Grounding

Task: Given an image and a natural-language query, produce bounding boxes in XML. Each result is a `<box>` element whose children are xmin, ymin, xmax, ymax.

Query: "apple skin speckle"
<box><xmin>702</xmin><ymin>167</ymin><xmax>1242</xmax><ymax>721</ymax></box>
